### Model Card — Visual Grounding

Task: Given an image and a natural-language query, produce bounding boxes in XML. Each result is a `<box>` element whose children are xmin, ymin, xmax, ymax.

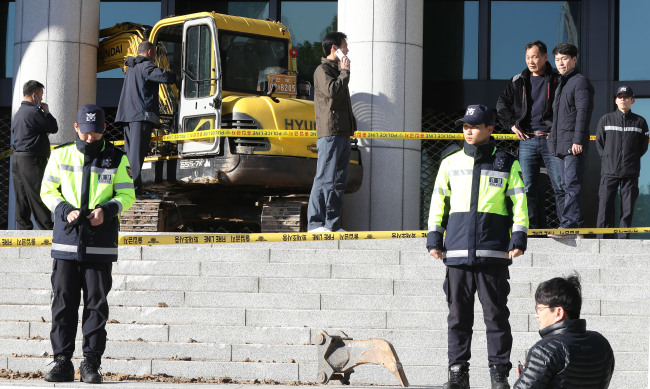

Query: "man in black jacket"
<box><xmin>513</xmin><ymin>274</ymin><xmax>614</xmax><ymax>388</ymax></box>
<box><xmin>11</xmin><ymin>80</ymin><xmax>58</xmax><ymax>230</ymax></box>
<box><xmin>596</xmin><ymin>86</ymin><xmax>649</xmax><ymax>239</ymax></box>
<box><xmin>115</xmin><ymin>41</ymin><xmax>176</xmax><ymax>197</ymax></box>
<box><xmin>497</xmin><ymin>41</ymin><xmax>563</xmax><ymax>229</ymax></box>
<box><xmin>548</xmin><ymin>43</ymin><xmax>594</xmax><ymax>235</ymax></box>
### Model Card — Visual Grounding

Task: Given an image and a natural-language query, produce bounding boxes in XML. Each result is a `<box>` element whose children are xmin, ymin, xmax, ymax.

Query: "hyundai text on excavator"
<box><xmin>98</xmin><ymin>12</ymin><xmax>362</xmax><ymax>232</ymax></box>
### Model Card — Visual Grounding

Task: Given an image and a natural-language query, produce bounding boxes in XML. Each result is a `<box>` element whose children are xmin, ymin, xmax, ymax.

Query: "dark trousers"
<box><xmin>11</xmin><ymin>154</ymin><xmax>53</xmax><ymax>230</ymax></box>
<box><xmin>50</xmin><ymin>259</ymin><xmax>113</xmax><ymax>360</ymax></box>
<box><xmin>518</xmin><ymin>136</ymin><xmax>565</xmax><ymax>228</ymax></box>
<box><xmin>554</xmin><ymin>154</ymin><xmax>586</xmax><ymax>228</ymax></box>
<box><xmin>444</xmin><ymin>265</ymin><xmax>512</xmax><ymax>370</ymax></box>
<box><xmin>597</xmin><ymin>176</ymin><xmax>639</xmax><ymax>239</ymax></box>
<box><xmin>123</xmin><ymin>121</ymin><xmax>153</xmax><ymax>194</ymax></box>
<box><xmin>307</xmin><ymin>136</ymin><xmax>351</xmax><ymax>231</ymax></box>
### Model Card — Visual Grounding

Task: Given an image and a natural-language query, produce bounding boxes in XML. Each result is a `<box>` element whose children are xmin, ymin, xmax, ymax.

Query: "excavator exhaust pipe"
<box><xmin>316</xmin><ymin>330</ymin><xmax>409</xmax><ymax>387</ymax></box>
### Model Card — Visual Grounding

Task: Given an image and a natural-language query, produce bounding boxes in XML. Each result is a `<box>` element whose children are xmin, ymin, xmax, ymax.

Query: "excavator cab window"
<box><xmin>218</xmin><ymin>31</ymin><xmax>288</xmax><ymax>95</ymax></box>
<box><xmin>184</xmin><ymin>24</ymin><xmax>215</xmax><ymax>99</ymax></box>
<box><xmin>154</xmin><ymin>24</ymin><xmax>183</xmax><ymax>120</ymax></box>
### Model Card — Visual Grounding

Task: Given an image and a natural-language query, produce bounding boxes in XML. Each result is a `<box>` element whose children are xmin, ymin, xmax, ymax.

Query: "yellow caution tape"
<box><xmin>1</xmin><ymin>131</ymin><xmax>644</xmax><ymax>160</ymax></box>
<box><xmin>2</xmin><ymin>228</ymin><xmax>649</xmax><ymax>247</ymax></box>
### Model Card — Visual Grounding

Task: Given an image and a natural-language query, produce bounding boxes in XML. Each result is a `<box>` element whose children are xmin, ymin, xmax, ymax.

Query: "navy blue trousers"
<box><xmin>554</xmin><ymin>154</ymin><xmax>586</xmax><ymax>228</ymax></box>
<box><xmin>517</xmin><ymin>136</ymin><xmax>565</xmax><ymax>228</ymax></box>
<box><xmin>444</xmin><ymin>265</ymin><xmax>512</xmax><ymax>370</ymax></box>
<box><xmin>12</xmin><ymin>154</ymin><xmax>53</xmax><ymax>230</ymax></box>
<box><xmin>123</xmin><ymin>121</ymin><xmax>153</xmax><ymax>194</ymax></box>
<box><xmin>50</xmin><ymin>259</ymin><xmax>112</xmax><ymax>360</ymax></box>
<box><xmin>307</xmin><ymin>136</ymin><xmax>351</xmax><ymax>231</ymax></box>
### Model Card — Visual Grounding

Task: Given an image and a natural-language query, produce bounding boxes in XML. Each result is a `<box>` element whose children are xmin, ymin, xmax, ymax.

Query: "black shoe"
<box><xmin>442</xmin><ymin>364</ymin><xmax>470</xmax><ymax>389</ymax></box>
<box><xmin>44</xmin><ymin>355</ymin><xmax>74</xmax><ymax>382</ymax></box>
<box><xmin>80</xmin><ymin>357</ymin><xmax>102</xmax><ymax>384</ymax></box>
<box><xmin>490</xmin><ymin>364</ymin><xmax>510</xmax><ymax>389</ymax></box>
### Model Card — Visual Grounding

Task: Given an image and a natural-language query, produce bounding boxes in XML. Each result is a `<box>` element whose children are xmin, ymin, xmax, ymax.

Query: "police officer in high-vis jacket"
<box><xmin>40</xmin><ymin>105</ymin><xmax>136</xmax><ymax>384</ymax></box>
<box><xmin>427</xmin><ymin>105</ymin><xmax>528</xmax><ymax>389</ymax></box>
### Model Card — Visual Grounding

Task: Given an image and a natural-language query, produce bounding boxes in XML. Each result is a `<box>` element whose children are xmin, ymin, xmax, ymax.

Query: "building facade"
<box><xmin>1</xmin><ymin>0</ymin><xmax>649</xmax><ymax>236</ymax></box>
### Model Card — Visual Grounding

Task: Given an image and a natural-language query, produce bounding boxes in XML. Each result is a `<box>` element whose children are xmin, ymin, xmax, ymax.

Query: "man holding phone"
<box><xmin>11</xmin><ymin>80</ymin><xmax>58</xmax><ymax>230</ymax></box>
<box><xmin>307</xmin><ymin>31</ymin><xmax>357</xmax><ymax>232</ymax></box>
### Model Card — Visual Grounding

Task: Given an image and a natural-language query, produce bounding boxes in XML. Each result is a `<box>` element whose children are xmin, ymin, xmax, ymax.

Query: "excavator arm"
<box><xmin>98</xmin><ymin>22</ymin><xmax>148</xmax><ymax>73</ymax></box>
<box><xmin>97</xmin><ymin>22</ymin><xmax>178</xmax><ymax>117</ymax></box>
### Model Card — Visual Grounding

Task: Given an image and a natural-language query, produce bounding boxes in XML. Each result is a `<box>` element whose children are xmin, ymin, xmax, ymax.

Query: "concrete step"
<box><xmin>0</xmin><ymin>234</ymin><xmax>648</xmax><ymax>388</ymax></box>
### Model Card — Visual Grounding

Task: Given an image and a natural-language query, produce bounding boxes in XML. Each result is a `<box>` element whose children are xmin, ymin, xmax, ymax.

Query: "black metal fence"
<box><xmin>0</xmin><ymin>107</ymin><xmax>560</xmax><ymax>231</ymax></box>
<box><xmin>0</xmin><ymin>109</ymin><xmax>11</xmax><ymax>229</ymax></box>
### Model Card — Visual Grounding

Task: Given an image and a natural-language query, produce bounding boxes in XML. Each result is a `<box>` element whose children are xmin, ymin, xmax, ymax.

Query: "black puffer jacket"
<box><xmin>596</xmin><ymin>109</ymin><xmax>649</xmax><ymax>177</ymax></box>
<box><xmin>548</xmin><ymin>69</ymin><xmax>594</xmax><ymax>157</ymax></box>
<box><xmin>496</xmin><ymin>63</ymin><xmax>558</xmax><ymax>133</ymax></box>
<box><xmin>513</xmin><ymin>319</ymin><xmax>615</xmax><ymax>389</ymax></box>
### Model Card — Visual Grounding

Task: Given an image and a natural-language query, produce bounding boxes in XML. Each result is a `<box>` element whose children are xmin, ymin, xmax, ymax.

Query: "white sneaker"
<box><xmin>308</xmin><ymin>227</ymin><xmax>332</xmax><ymax>233</ymax></box>
<box><xmin>334</xmin><ymin>228</ymin><xmax>347</xmax><ymax>232</ymax></box>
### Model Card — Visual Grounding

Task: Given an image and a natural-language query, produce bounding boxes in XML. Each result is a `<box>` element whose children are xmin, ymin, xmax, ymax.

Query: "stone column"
<box><xmin>339</xmin><ymin>0</ymin><xmax>423</xmax><ymax>231</ymax></box>
<box><xmin>9</xmin><ymin>0</ymin><xmax>99</xmax><ymax>228</ymax></box>
<box><xmin>12</xmin><ymin>0</ymin><xmax>99</xmax><ymax>143</ymax></box>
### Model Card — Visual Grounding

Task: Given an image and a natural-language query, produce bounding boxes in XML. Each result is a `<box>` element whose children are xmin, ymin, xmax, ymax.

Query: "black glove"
<box><xmin>63</xmin><ymin>209</ymin><xmax>88</xmax><ymax>235</ymax></box>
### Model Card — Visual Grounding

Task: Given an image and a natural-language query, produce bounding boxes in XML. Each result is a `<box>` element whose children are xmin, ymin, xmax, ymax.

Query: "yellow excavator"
<box><xmin>98</xmin><ymin>12</ymin><xmax>362</xmax><ymax>232</ymax></box>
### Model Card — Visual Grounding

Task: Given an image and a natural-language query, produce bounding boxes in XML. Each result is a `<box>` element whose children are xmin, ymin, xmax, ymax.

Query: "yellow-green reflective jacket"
<box><xmin>40</xmin><ymin>140</ymin><xmax>136</xmax><ymax>262</ymax></box>
<box><xmin>427</xmin><ymin>140</ymin><xmax>528</xmax><ymax>266</ymax></box>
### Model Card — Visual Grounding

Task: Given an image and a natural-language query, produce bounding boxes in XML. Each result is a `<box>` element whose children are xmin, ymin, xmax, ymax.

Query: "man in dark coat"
<box><xmin>496</xmin><ymin>40</ymin><xmax>563</xmax><ymax>229</ymax></box>
<box><xmin>596</xmin><ymin>86</ymin><xmax>649</xmax><ymax>239</ymax></box>
<box><xmin>115</xmin><ymin>41</ymin><xmax>176</xmax><ymax>196</ymax></box>
<box><xmin>11</xmin><ymin>80</ymin><xmax>58</xmax><ymax>229</ymax></box>
<box><xmin>547</xmin><ymin>43</ymin><xmax>594</xmax><ymax>236</ymax></box>
<box><xmin>514</xmin><ymin>274</ymin><xmax>614</xmax><ymax>388</ymax></box>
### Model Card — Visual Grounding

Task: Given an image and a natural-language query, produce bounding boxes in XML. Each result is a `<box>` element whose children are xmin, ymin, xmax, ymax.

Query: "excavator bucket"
<box><xmin>316</xmin><ymin>330</ymin><xmax>409</xmax><ymax>387</ymax></box>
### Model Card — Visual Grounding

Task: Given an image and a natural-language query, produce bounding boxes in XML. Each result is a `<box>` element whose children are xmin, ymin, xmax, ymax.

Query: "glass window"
<box><xmin>227</xmin><ymin>2</ymin><xmax>269</xmax><ymax>19</ymax></box>
<box><xmin>490</xmin><ymin>1</ymin><xmax>580</xmax><ymax>80</ymax></box>
<box><xmin>619</xmin><ymin>0</ymin><xmax>650</xmax><ymax>80</ymax></box>
<box><xmin>219</xmin><ymin>31</ymin><xmax>288</xmax><ymax>95</ymax></box>
<box><xmin>178</xmin><ymin>1</ymin><xmax>269</xmax><ymax>20</ymax></box>
<box><xmin>281</xmin><ymin>1</ymin><xmax>337</xmax><ymax>86</ymax></box>
<box><xmin>183</xmin><ymin>115</ymin><xmax>216</xmax><ymax>137</ymax></box>
<box><xmin>423</xmin><ymin>1</ymin><xmax>478</xmax><ymax>80</ymax></box>
<box><xmin>630</xmin><ymin>98</ymin><xmax>650</xmax><ymax>238</ymax></box>
<box><xmin>155</xmin><ymin>24</ymin><xmax>183</xmax><ymax>115</ymax></box>
<box><xmin>5</xmin><ymin>1</ymin><xmax>14</xmax><ymax>78</ymax></box>
<box><xmin>99</xmin><ymin>2</ymin><xmax>161</xmax><ymax>78</ymax></box>
<box><xmin>184</xmin><ymin>25</ymin><xmax>214</xmax><ymax>99</ymax></box>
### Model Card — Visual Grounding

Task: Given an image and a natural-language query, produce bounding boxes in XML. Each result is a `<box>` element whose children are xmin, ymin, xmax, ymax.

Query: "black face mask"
<box><xmin>75</xmin><ymin>136</ymin><xmax>104</xmax><ymax>157</ymax></box>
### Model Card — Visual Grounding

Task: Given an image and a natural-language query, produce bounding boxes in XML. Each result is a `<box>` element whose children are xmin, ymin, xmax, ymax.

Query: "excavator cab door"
<box><xmin>178</xmin><ymin>17</ymin><xmax>222</xmax><ymax>156</ymax></box>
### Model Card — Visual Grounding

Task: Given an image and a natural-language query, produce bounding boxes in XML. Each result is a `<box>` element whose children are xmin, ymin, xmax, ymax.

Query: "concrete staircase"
<box><xmin>0</xmin><ymin>233</ymin><xmax>648</xmax><ymax>388</ymax></box>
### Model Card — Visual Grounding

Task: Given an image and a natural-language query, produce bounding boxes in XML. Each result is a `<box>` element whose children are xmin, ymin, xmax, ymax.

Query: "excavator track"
<box><xmin>260</xmin><ymin>198</ymin><xmax>307</xmax><ymax>232</ymax></box>
<box><xmin>120</xmin><ymin>199</ymin><xmax>180</xmax><ymax>232</ymax></box>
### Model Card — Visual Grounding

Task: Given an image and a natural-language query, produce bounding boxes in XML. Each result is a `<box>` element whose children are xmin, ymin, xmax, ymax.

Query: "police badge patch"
<box><xmin>488</xmin><ymin>177</ymin><xmax>504</xmax><ymax>188</ymax></box>
<box><xmin>126</xmin><ymin>166</ymin><xmax>133</xmax><ymax>179</ymax></box>
<box><xmin>98</xmin><ymin>174</ymin><xmax>113</xmax><ymax>185</ymax></box>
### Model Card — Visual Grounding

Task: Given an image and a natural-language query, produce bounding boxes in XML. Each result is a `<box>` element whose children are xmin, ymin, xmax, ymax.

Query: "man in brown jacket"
<box><xmin>307</xmin><ymin>31</ymin><xmax>357</xmax><ymax>232</ymax></box>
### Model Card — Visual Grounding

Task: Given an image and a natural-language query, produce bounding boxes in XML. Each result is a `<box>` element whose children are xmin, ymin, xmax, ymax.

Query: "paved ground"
<box><xmin>0</xmin><ymin>383</ymin><xmax>439</xmax><ymax>389</ymax></box>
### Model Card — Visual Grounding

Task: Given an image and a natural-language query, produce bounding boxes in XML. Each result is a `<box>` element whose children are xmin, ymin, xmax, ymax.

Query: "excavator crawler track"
<box><xmin>120</xmin><ymin>199</ymin><xmax>180</xmax><ymax>232</ymax></box>
<box><xmin>260</xmin><ymin>199</ymin><xmax>307</xmax><ymax>232</ymax></box>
